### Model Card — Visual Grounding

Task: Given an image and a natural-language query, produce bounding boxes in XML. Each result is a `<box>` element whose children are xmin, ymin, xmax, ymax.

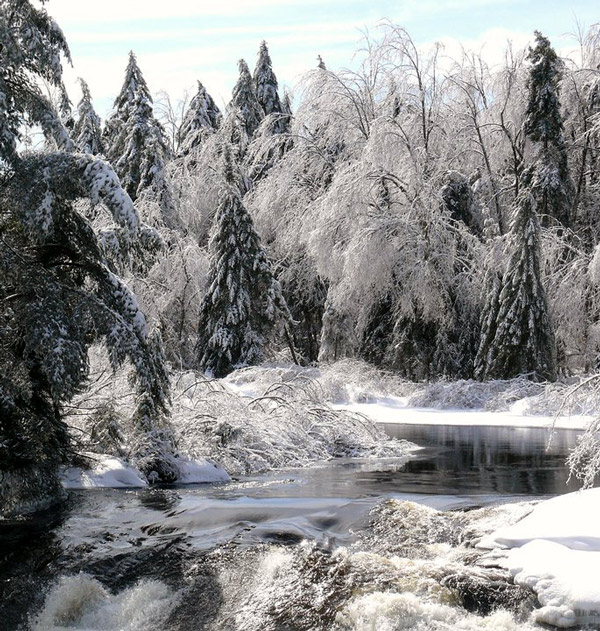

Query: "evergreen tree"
<box><xmin>196</xmin><ymin>146</ymin><xmax>291</xmax><ymax>377</ymax></box>
<box><xmin>523</xmin><ymin>31</ymin><xmax>573</xmax><ymax>227</ymax></box>
<box><xmin>0</xmin><ymin>3</ymin><xmax>177</xmax><ymax>515</ymax></box>
<box><xmin>253</xmin><ymin>41</ymin><xmax>282</xmax><ymax>116</ymax></box>
<box><xmin>244</xmin><ymin>44</ymin><xmax>291</xmax><ymax>180</ymax></box>
<box><xmin>226</xmin><ymin>59</ymin><xmax>264</xmax><ymax>152</ymax></box>
<box><xmin>177</xmin><ymin>80</ymin><xmax>222</xmax><ymax>159</ymax></box>
<box><xmin>72</xmin><ymin>79</ymin><xmax>103</xmax><ymax>155</ymax></box>
<box><xmin>104</xmin><ymin>52</ymin><xmax>174</xmax><ymax>224</ymax></box>
<box><xmin>474</xmin><ymin>168</ymin><xmax>557</xmax><ymax>381</ymax></box>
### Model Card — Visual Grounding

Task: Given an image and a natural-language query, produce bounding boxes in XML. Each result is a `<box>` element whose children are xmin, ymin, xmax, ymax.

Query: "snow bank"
<box><xmin>61</xmin><ymin>455</ymin><xmax>229</xmax><ymax>489</ymax></box>
<box><xmin>338</xmin><ymin>400</ymin><xmax>591</xmax><ymax>430</ymax></box>
<box><xmin>61</xmin><ymin>456</ymin><xmax>148</xmax><ymax>489</ymax></box>
<box><xmin>481</xmin><ymin>488</ymin><xmax>600</xmax><ymax>628</ymax></box>
<box><xmin>480</xmin><ymin>488</ymin><xmax>600</xmax><ymax>550</ymax></box>
<box><xmin>226</xmin><ymin>362</ymin><xmax>594</xmax><ymax>430</ymax></box>
<box><xmin>176</xmin><ymin>458</ymin><xmax>230</xmax><ymax>484</ymax></box>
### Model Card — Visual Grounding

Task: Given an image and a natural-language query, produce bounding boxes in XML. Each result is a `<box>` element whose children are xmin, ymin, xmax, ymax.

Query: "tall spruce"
<box><xmin>474</xmin><ymin>168</ymin><xmax>557</xmax><ymax>381</ymax></box>
<box><xmin>227</xmin><ymin>59</ymin><xmax>264</xmax><ymax>152</ymax></box>
<box><xmin>524</xmin><ymin>31</ymin><xmax>573</xmax><ymax>227</ymax></box>
<box><xmin>72</xmin><ymin>79</ymin><xmax>103</xmax><ymax>155</ymax></box>
<box><xmin>253</xmin><ymin>41</ymin><xmax>282</xmax><ymax>116</ymax></box>
<box><xmin>196</xmin><ymin>145</ymin><xmax>291</xmax><ymax>377</ymax></box>
<box><xmin>177</xmin><ymin>80</ymin><xmax>222</xmax><ymax>159</ymax></box>
<box><xmin>104</xmin><ymin>52</ymin><xmax>173</xmax><ymax>223</ymax></box>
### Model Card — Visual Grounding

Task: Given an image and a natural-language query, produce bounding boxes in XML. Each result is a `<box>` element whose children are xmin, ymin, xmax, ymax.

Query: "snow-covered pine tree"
<box><xmin>103</xmin><ymin>52</ymin><xmax>175</xmax><ymax>225</ymax></box>
<box><xmin>474</xmin><ymin>167</ymin><xmax>557</xmax><ymax>381</ymax></box>
<box><xmin>253</xmin><ymin>41</ymin><xmax>282</xmax><ymax>117</ymax></box>
<box><xmin>226</xmin><ymin>59</ymin><xmax>265</xmax><ymax>154</ymax></box>
<box><xmin>196</xmin><ymin>145</ymin><xmax>291</xmax><ymax>377</ymax></box>
<box><xmin>72</xmin><ymin>79</ymin><xmax>103</xmax><ymax>155</ymax></box>
<box><xmin>243</xmin><ymin>42</ymin><xmax>292</xmax><ymax>181</ymax></box>
<box><xmin>523</xmin><ymin>31</ymin><xmax>573</xmax><ymax>228</ymax></box>
<box><xmin>177</xmin><ymin>80</ymin><xmax>222</xmax><ymax>159</ymax></box>
<box><xmin>0</xmin><ymin>3</ymin><xmax>178</xmax><ymax>515</ymax></box>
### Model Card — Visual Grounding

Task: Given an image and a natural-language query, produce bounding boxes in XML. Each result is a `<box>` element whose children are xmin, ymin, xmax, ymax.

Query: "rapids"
<box><xmin>0</xmin><ymin>423</ymin><xmax>588</xmax><ymax>630</ymax></box>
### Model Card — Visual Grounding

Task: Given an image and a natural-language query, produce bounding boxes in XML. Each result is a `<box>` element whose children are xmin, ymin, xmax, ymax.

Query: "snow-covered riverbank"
<box><xmin>336</xmin><ymin>397</ymin><xmax>591</xmax><ymax>430</ymax></box>
<box><xmin>480</xmin><ymin>488</ymin><xmax>600</xmax><ymax>628</ymax></box>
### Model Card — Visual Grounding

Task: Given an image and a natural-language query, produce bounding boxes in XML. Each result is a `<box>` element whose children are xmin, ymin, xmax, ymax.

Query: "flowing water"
<box><xmin>0</xmin><ymin>423</ymin><xmax>586</xmax><ymax>630</ymax></box>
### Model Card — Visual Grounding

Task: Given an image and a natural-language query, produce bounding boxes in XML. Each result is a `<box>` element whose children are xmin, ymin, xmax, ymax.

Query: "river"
<box><xmin>0</xmin><ymin>423</ymin><xmax>586</xmax><ymax>630</ymax></box>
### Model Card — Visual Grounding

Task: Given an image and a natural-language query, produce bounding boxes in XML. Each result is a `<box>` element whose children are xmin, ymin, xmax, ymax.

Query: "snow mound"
<box><xmin>502</xmin><ymin>540</ymin><xmax>600</xmax><ymax>628</ymax></box>
<box><xmin>61</xmin><ymin>456</ymin><xmax>147</xmax><ymax>489</ymax></box>
<box><xmin>176</xmin><ymin>458</ymin><xmax>230</xmax><ymax>484</ymax></box>
<box><xmin>61</xmin><ymin>455</ymin><xmax>229</xmax><ymax>489</ymax></box>
<box><xmin>481</xmin><ymin>488</ymin><xmax>600</xmax><ymax>628</ymax></box>
<box><xmin>479</xmin><ymin>488</ymin><xmax>600</xmax><ymax>550</ymax></box>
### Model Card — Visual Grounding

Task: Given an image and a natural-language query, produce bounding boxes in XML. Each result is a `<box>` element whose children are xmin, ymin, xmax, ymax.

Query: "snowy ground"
<box><xmin>479</xmin><ymin>488</ymin><xmax>600</xmax><ymax>628</ymax></box>
<box><xmin>335</xmin><ymin>397</ymin><xmax>592</xmax><ymax>430</ymax></box>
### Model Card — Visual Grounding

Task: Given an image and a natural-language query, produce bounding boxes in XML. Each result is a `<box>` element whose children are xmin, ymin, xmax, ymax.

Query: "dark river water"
<box><xmin>0</xmin><ymin>422</ymin><xmax>587</xmax><ymax>630</ymax></box>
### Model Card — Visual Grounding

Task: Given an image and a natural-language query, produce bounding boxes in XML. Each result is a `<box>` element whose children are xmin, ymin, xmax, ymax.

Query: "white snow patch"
<box><xmin>61</xmin><ymin>455</ymin><xmax>229</xmax><ymax>489</ymax></box>
<box><xmin>480</xmin><ymin>487</ymin><xmax>600</xmax><ymax>550</ymax></box>
<box><xmin>177</xmin><ymin>458</ymin><xmax>230</xmax><ymax>484</ymax></box>
<box><xmin>335</xmin><ymin>399</ymin><xmax>591</xmax><ymax>430</ymax></box>
<box><xmin>481</xmin><ymin>488</ymin><xmax>600</xmax><ymax>628</ymax></box>
<box><xmin>61</xmin><ymin>456</ymin><xmax>148</xmax><ymax>489</ymax></box>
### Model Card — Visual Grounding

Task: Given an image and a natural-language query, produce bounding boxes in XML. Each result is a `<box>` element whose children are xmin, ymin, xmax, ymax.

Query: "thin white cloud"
<box><xmin>48</xmin><ymin>0</ymin><xmax>361</xmax><ymax>23</ymax></box>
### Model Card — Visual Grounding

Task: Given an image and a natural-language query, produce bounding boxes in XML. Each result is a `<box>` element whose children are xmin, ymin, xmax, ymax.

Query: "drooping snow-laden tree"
<box><xmin>196</xmin><ymin>145</ymin><xmax>291</xmax><ymax>377</ymax></box>
<box><xmin>475</xmin><ymin>167</ymin><xmax>557</xmax><ymax>381</ymax></box>
<box><xmin>72</xmin><ymin>78</ymin><xmax>103</xmax><ymax>155</ymax></box>
<box><xmin>103</xmin><ymin>52</ymin><xmax>176</xmax><ymax>227</ymax></box>
<box><xmin>562</xmin><ymin>25</ymin><xmax>600</xmax><ymax>245</ymax></box>
<box><xmin>0</xmin><ymin>1</ymin><xmax>178</xmax><ymax>515</ymax></box>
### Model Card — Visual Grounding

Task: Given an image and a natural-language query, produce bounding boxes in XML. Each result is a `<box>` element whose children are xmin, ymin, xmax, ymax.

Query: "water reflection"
<box><xmin>382</xmin><ymin>423</ymin><xmax>584</xmax><ymax>496</ymax></box>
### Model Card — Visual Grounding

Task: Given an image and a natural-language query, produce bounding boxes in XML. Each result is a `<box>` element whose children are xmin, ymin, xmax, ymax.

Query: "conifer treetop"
<box><xmin>254</xmin><ymin>40</ymin><xmax>282</xmax><ymax>115</ymax></box>
<box><xmin>73</xmin><ymin>78</ymin><xmax>103</xmax><ymax>155</ymax></box>
<box><xmin>113</xmin><ymin>50</ymin><xmax>152</xmax><ymax>113</ymax></box>
<box><xmin>229</xmin><ymin>58</ymin><xmax>264</xmax><ymax>140</ymax></box>
<box><xmin>177</xmin><ymin>80</ymin><xmax>222</xmax><ymax>158</ymax></box>
<box><xmin>524</xmin><ymin>31</ymin><xmax>565</xmax><ymax>146</ymax></box>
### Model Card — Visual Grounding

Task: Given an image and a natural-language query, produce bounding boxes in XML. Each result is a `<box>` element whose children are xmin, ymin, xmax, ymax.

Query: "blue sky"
<box><xmin>47</xmin><ymin>0</ymin><xmax>599</xmax><ymax>118</ymax></box>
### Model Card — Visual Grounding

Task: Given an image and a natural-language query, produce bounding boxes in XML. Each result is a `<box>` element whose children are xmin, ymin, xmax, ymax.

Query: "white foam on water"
<box><xmin>31</xmin><ymin>574</ymin><xmax>175</xmax><ymax>631</ymax></box>
<box><xmin>335</xmin><ymin>591</ymin><xmax>538</xmax><ymax>630</ymax></box>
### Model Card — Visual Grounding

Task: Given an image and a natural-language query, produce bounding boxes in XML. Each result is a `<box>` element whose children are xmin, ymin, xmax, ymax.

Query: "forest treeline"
<box><xmin>2</xmin><ymin>0</ymin><xmax>600</xmax><ymax>507</ymax></box>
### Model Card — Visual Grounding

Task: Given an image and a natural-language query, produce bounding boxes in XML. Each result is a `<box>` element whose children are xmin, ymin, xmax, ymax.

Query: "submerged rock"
<box><xmin>442</xmin><ymin>571</ymin><xmax>537</xmax><ymax>618</ymax></box>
